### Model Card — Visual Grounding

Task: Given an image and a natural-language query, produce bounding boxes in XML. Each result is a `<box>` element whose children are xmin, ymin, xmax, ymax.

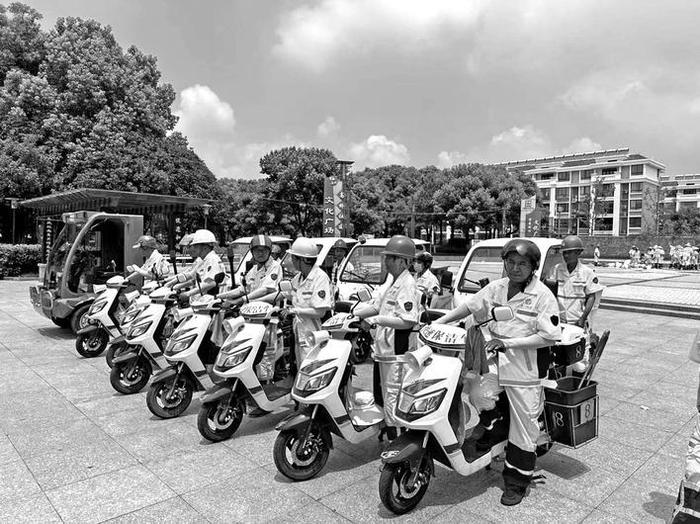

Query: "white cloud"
<box><xmin>317</xmin><ymin>116</ymin><xmax>340</xmax><ymax>138</ymax></box>
<box><xmin>273</xmin><ymin>0</ymin><xmax>484</xmax><ymax>72</ymax></box>
<box><xmin>437</xmin><ymin>126</ymin><xmax>603</xmax><ymax>166</ymax></box>
<box><xmin>174</xmin><ymin>84</ymin><xmax>235</xmax><ymax>140</ymax></box>
<box><xmin>349</xmin><ymin>134</ymin><xmax>410</xmax><ymax>168</ymax></box>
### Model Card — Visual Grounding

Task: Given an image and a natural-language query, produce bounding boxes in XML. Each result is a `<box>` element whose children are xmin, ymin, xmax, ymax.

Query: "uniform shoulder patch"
<box><xmin>550</xmin><ymin>315</ymin><xmax>559</xmax><ymax>326</ymax></box>
<box><xmin>404</xmin><ymin>301</ymin><xmax>413</xmax><ymax>311</ymax></box>
<box><xmin>593</xmin><ymin>277</ymin><xmax>598</xmax><ymax>284</ymax></box>
<box><xmin>271</xmin><ymin>273</ymin><xmax>278</xmax><ymax>280</ymax></box>
<box><xmin>318</xmin><ymin>290</ymin><xmax>326</xmax><ymax>299</ymax></box>
<box><xmin>207</xmin><ymin>266</ymin><xmax>212</xmax><ymax>271</ymax></box>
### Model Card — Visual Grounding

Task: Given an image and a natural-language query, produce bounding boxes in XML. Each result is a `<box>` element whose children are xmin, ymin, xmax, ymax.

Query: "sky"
<box><xmin>17</xmin><ymin>0</ymin><xmax>700</xmax><ymax>179</ymax></box>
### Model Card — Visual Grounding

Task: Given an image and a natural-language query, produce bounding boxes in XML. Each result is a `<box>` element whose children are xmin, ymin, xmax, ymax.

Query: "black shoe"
<box><xmin>500</xmin><ymin>484</ymin><xmax>527</xmax><ymax>506</ymax></box>
<box><xmin>378</xmin><ymin>426</ymin><xmax>398</xmax><ymax>442</ymax></box>
<box><xmin>248</xmin><ymin>408</ymin><xmax>271</xmax><ymax>418</ymax></box>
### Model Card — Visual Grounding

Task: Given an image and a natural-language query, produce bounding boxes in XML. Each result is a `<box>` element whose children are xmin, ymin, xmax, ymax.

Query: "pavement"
<box><xmin>0</xmin><ymin>279</ymin><xmax>698</xmax><ymax>523</ymax></box>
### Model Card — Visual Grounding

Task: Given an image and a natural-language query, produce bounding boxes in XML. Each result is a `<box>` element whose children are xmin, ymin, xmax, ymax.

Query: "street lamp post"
<box><xmin>202</xmin><ymin>203</ymin><xmax>212</xmax><ymax>229</ymax></box>
<box><xmin>5</xmin><ymin>198</ymin><xmax>20</xmax><ymax>244</ymax></box>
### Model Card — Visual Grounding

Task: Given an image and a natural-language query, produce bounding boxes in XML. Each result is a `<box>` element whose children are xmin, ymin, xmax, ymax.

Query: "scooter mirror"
<box><xmin>356</xmin><ymin>288</ymin><xmax>371</xmax><ymax>303</ymax></box>
<box><xmin>491</xmin><ymin>305</ymin><xmax>514</xmax><ymax>322</ymax></box>
<box><xmin>124</xmin><ymin>290</ymin><xmax>139</xmax><ymax>302</ymax></box>
<box><xmin>278</xmin><ymin>280</ymin><xmax>293</xmax><ymax>293</ymax></box>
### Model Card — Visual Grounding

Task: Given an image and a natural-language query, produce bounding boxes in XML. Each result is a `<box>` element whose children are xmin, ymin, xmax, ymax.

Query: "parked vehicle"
<box><xmin>197</xmin><ymin>298</ymin><xmax>294</xmax><ymax>442</ymax></box>
<box><xmin>109</xmin><ymin>286</ymin><xmax>181</xmax><ymax>394</ymax></box>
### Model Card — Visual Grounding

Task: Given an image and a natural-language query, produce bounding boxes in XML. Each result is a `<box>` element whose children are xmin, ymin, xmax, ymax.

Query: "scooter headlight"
<box><xmin>294</xmin><ymin>366</ymin><xmax>337</xmax><ymax>398</ymax></box>
<box><xmin>88</xmin><ymin>299</ymin><xmax>108</xmax><ymax>315</ymax></box>
<box><xmin>166</xmin><ymin>334</ymin><xmax>197</xmax><ymax>354</ymax></box>
<box><xmin>219</xmin><ymin>346</ymin><xmax>253</xmax><ymax>368</ymax></box>
<box><xmin>396</xmin><ymin>388</ymin><xmax>447</xmax><ymax>422</ymax></box>
<box><xmin>127</xmin><ymin>321</ymin><xmax>152</xmax><ymax>338</ymax></box>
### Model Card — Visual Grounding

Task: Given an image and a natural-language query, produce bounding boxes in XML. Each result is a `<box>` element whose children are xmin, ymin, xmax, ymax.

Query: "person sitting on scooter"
<box><xmin>217</xmin><ymin>235</ymin><xmax>282</xmax><ymax>304</ymax></box>
<box><xmin>126</xmin><ymin>235</ymin><xmax>171</xmax><ymax>283</ymax></box>
<box><xmin>355</xmin><ymin>235</ymin><xmax>421</xmax><ymax>441</ymax></box>
<box><xmin>414</xmin><ymin>251</ymin><xmax>439</xmax><ymax>306</ymax></box>
<box><xmin>545</xmin><ymin>234</ymin><xmax>604</xmax><ymax>373</ymax></box>
<box><xmin>434</xmin><ymin>239</ymin><xmax>560</xmax><ymax>507</ymax></box>
<box><xmin>179</xmin><ymin>229</ymin><xmax>227</xmax><ymax>300</ymax></box>
<box><xmin>284</xmin><ymin>237</ymin><xmax>333</xmax><ymax>369</ymax></box>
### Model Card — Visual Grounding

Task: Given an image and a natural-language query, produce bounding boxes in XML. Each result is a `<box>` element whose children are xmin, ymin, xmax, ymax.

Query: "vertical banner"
<box><xmin>519</xmin><ymin>195</ymin><xmax>536</xmax><ymax>236</ymax></box>
<box><xmin>323</xmin><ymin>176</ymin><xmax>344</xmax><ymax>236</ymax></box>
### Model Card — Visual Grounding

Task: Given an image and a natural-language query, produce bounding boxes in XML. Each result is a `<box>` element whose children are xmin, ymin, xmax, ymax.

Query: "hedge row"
<box><xmin>0</xmin><ymin>244</ymin><xmax>42</xmax><ymax>279</ymax></box>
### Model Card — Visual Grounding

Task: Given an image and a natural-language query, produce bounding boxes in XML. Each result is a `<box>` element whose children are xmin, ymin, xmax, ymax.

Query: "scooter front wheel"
<box><xmin>105</xmin><ymin>341</ymin><xmax>129</xmax><ymax>368</ymax></box>
<box><xmin>197</xmin><ymin>396</ymin><xmax>245</xmax><ymax>442</ymax></box>
<box><xmin>273</xmin><ymin>427</ymin><xmax>330</xmax><ymax>481</ymax></box>
<box><xmin>146</xmin><ymin>376</ymin><xmax>193</xmax><ymax>419</ymax></box>
<box><xmin>75</xmin><ymin>330</ymin><xmax>109</xmax><ymax>358</ymax></box>
<box><xmin>379</xmin><ymin>460</ymin><xmax>431</xmax><ymax>515</ymax></box>
<box><xmin>110</xmin><ymin>356</ymin><xmax>152</xmax><ymax>394</ymax></box>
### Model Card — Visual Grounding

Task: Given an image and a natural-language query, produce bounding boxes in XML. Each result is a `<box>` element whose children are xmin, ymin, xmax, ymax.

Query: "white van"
<box><xmin>335</xmin><ymin>237</ymin><xmax>430</xmax><ymax>301</ymax></box>
<box><xmin>452</xmin><ymin>237</ymin><xmax>563</xmax><ymax>309</ymax></box>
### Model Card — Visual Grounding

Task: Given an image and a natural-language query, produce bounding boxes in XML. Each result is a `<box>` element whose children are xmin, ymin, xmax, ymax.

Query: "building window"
<box><xmin>601</xmin><ymin>201</ymin><xmax>614</xmax><ymax>214</ymax></box>
<box><xmin>620</xmin><ymin>201</ymin><xmax>629</xmax><ymax>214</ymax></box>
<box><xmin>540</xmin><ymin>188</ymin><xmax>551</xmax><ymax>200</ymax></box>
<box><xmin>631</xmin><ymin>164</ymin><xmax>644</xmax><ymax>176</ymax></box>
<box><xmin>630</xmin><ymin>199</ymin><xmax>642</xmax><ymax>210</ymax></box>
<box><xmin>539</xmin><ymin>172</ymin><xmax>555</xmax><ymax>181</ymax></box>
<box><xmin>683</xmin><ymin>188</ymin><xmax>697</xmax><ymax>195</ymax></box>
<box><xmin>579</xmin><ymin>185</ymin><xmax>589</xmax><ymax>198</ymax></box>
<box><xmin>602</xmin><ymin>167</ymin><xmax>618</xmax><ymax>175</ymax></box>
<box><xmin>557</xmin><ymin>171</ymin><xmax>570</xmax><ymax>182</ymax></box>
<box><xmin>597</xmin><ymin>218</ymin><xmax>613</xmax><ymax>231</ymax></box>
<box><xmin>581</xmin><ymin>169</ymin><xmax>593</xmax><ymax>180</ymax></box>
<box><xmin>557</xmin><ymin>203</ymin><xmax>569</xmax><ymax>214</ymax></box>
<box><xmin>629</xmin><ymin>217</ymin><xmax>642</xmax><ymax>228</ymax></box>
<box><xmin>555</xmin><ymin>187</ymin><xmax>569</xmax><ymax>201</ymax></box>
<box><xmin>620</xmin><ymin>183</ymin><xmax>629</xmax><ymax>199</ymax></box>
<box><xmin>619</xmin><ymin>217</ymin><xmax>628</xmax><ymax>235</ymax></box>
<box><xmin>630</xmin><ymin>182</ymin><xmax>643</xmax><ymax>192</ymax></box>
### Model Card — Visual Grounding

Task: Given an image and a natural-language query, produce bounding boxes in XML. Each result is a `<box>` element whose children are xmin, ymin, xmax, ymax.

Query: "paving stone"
<box><xmin>0</xmin><ymin>460</ymin><xmax>42</xmax><ymax>503</ymax></box>
<box><xmin>113</xmin><ymin>420</ymin><xmax>203</xmax><ymax>462</ymax></box>
<box><xmin>604</xmin><ymin>400</ymin><xmax>695</xmax><ymax>431</ymax></box>
<box><xmin>104</xmin><ymin>496</ymin><xmax>207</xmax><ymax>523</ymax></box>
<box><xmin>182</xmin><ymin>465</ymin><xmax>314</xmax><ymax>522</ymax></box>
<box><xmin>93</xmin><ymin>405</ymin><xmax>182</xmax><ymax>438</ymax></box>
<box><xmin>46</xmin><ymin>464</ymin><xmax>175</xmax><ymax>523</ymax></box>
<box><xmin>8</xmin><ymin>417</ymin><xmax>111</xmax><ymax>458</ymax></box>
<box><xmin>553</xmin><ymin>437</ymin><xmax>650</xmax><ymax>477</ymax></box>
<box><xmin>597</xmin><ymin>478</ymin><xmax>677</xmax><ymax>523</ymax></box>
<box><xmin>222</xmin><ymin>417</ymin><xmax>287</xmax><ymax>467</ymax></box>
<box><xmin>0</xmin><ymin>493</ymin><xmax>62</xmax><ymax>523</ymax></box>
<box><xmin>24</xmin><ymin>438</ymin><xmax>137</xmax><ymax>490</ymax></box>
<box><xmin>580</xmin><ymin>509</ymin><xmax>636</xmax><ymax>523</ymax></box>
<box><xmin>145</xmin><ymin>444</ymin><xmax>258</xmax><ymax>494</ymax></box>
<box><xmin>0</xmin><ymin>435</ymin><xmax>20</xmax><ymax>465</ymax></box>
<box><xmin>268</xmin><ymin>500</ymin><xmax>352</xmax><ymax>523</ymax></box>
<box><xmin>74</xmin><ymin>392</ymin><xmax>147</xmax><ymax>418</ymax></box>
<box><xmin>598</xmin><ymin>415</ymin><xmax>675</xmax><ymax>452</ymax></box>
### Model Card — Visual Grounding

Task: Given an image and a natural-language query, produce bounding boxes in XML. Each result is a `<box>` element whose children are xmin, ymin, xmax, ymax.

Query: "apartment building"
<box><xmin>495</xmin><ymin>148</ymin><xmax>666</xmax><ymax>237</ymax></box>
<box><xmin>660</xmin><ymin>173</ymin><xmax>700</xmax><ymax>214</ymax></box>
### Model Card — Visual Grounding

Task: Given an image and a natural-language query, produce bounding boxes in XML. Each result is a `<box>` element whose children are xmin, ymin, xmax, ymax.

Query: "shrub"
<box><xmin>0</xmin><ymin>244</ymin><xmax>42</xmax><ymax>278</ymax></box>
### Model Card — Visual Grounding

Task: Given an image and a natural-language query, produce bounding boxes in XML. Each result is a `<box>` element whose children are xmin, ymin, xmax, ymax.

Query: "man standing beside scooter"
<box><xmin>546</xmin><ymin>235</ymin><xmax>604</xmax><ymax>373</ymax></box>
<box><xmin>126</xmin><ymin>235</ymin><xmax>171</xmax><ymax>283</ymax></box>
<box><xmin>435</xmin><ymin>239</ymin><xmax>560</xmax><ymax>506</ymax></box>
<box><xmin>356</xmin><ymin>235</ymin><xmax>421</xmax><ymax>440</ymax></box>
<box><xmin>285</xmin><ymin>238</ymin><xmax>333</xmax><ymax>369</ymax></box>
<box><xmin>414</xmin><ymin>251</ymin><xmax>440</xmax><ymax>307</ymax></box>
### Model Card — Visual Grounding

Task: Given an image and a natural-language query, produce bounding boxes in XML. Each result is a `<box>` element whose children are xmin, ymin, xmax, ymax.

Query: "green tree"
<box><xmin>259</xmin><ymin>147</ymin><xmax>338</xmax><ymax>236</ymax></box>
<box><xmin>665</xmin><ymin>207</ymin><xmax>700</xmax><ymax>236</ymax></box>
<box><xmin>0</xmin><ymin>3</ymin><xmax>215</xmax><ymax>202</ymax></box>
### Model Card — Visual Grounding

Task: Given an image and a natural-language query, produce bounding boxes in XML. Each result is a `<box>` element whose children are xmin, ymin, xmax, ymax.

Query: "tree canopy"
<box><xmin>0</xmin><ymin>2</ymin><xmax>215</xmax><ymax>203</ymax></box>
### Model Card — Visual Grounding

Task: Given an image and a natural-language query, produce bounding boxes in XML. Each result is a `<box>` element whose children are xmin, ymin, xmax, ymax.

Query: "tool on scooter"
<box><xmin>226</xmin><ymin>244</ymin><xmax>236</xmax><ymax>288</ymax></box>
<box><xmin>195</xmin><ymin>272</ymin><xmax>203</xmax><ymax>296</ymax></box>
<box><xmin>464</xmin><ymin>277</ymin><xmax>490</xmax><ymax>289</ymax></box>
<box><xmin>169</xmin><ymin>250</ymin><xmax>178</xmax><ymax>275</ymax></box>
<box><xmin>577</xmin><ymin>329</ymin><xmax>609</xmax><ymax>389</ymax></box>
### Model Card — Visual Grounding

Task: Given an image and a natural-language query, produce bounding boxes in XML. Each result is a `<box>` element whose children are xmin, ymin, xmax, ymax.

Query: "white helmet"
<box><xmin>288</xmin><ymin>237</ymin><xmax>319</xmax><ymax>258</ymax></box>
<box><xmin>190</xmin><ymin>229</ymin><xmax>217</xmax><ymax>246</ymax></box>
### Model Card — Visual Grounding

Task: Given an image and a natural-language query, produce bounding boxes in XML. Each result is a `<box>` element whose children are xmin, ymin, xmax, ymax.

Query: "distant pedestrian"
<box><xmin>593</xmin><ymin>244</ymin><xmax>601</xmax><ymax>266</ymax></box>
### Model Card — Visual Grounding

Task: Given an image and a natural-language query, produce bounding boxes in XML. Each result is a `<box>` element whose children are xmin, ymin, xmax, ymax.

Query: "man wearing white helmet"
<box><xmin>285</xmin><ymin>237</ymin><xmax>332</xmax><ymax>368</ymax></box>
<box><xmin>126</xmin><ymin>235</ymin><xmax>171</xmax><ymax>283</ymax></box>
<box><xmin>180</xmin><ymin>229</ymin><xmax>227</xmax><ymax>299</ymax></box>
<box><xmin>218</xmin><ymin>234</ymin><xmax>282</xmax><ymax>303</ymax></box>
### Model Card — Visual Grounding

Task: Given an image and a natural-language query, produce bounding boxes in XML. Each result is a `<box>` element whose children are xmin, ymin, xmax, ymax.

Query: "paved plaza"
<box><xmin>0</xmin><ymin>278</ymin><xmax>698</xmax><ymax>523</ymax></box>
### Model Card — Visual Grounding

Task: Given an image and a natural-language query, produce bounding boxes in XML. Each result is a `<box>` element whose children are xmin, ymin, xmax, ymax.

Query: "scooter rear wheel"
<box><xmin>379</xmin><ymin>461</ymin><xmax>431</xmax><ymax>515</ymax></box>
<box><xmin>110</xmin><ymin>356</ymin><xmax>151</xmax><ymax>394</ymax></box>
<box><xmin>146</xmin><ymin>376</ymin><xmax>193</xmax><ymax>419</ymax></box>
<box><xmin>273</xmin><ymin>427</ymin><xmax>330</xmax><ymax>481</ymax></box>
<box><xmin>197</xmin><ymin>396</ymin><xmax>245</xmax><ymax>442</ymax></box>
<box><xmin>75</xmin><ymin>329</ymin><xmax>109</xmax><ymax>358</ymax></box>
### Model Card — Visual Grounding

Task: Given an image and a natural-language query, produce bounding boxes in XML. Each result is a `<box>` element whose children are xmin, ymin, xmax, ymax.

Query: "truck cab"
<box><xmin>30</xmin><ymin>211</ymin><xmax>144</xmax><ymax>333</ymax></box>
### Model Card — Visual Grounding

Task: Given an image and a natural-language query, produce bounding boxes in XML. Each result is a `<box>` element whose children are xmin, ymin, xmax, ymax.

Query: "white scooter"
<box><xmin>197</xmin><ymin>297</ymin><xmax>294</xmax><ymax>442</ymax></box>
<box><xmin>273</xmin><ymin>289</ymin><xmax>401</xmax><ymax>481</ymax></box>
<box><xmin>108</xmin><ymin>286</ymin><xmax>180</xmax><ymax>394</ymax></box>
<box><xmin>75</xmin><ymin>275</ymin><xmax>138</xmax><ymax>359</ymax></box>
<box><xmin>377</xmin><ymin>308</ymin><xmax>587</xmax><ymax>514</ymax></box>
<box><xmin>145</xmin><ymin>294</ymin><xmax>228</xmax><ymax>419</ymax></box>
